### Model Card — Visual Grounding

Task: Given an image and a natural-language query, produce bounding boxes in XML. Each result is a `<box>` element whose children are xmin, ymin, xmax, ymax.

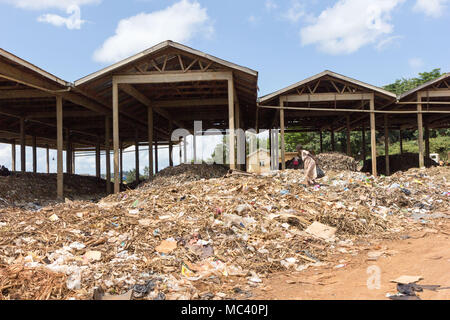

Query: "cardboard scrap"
<box><xmin>138</xmin><ymin>219</ymin><xmax>152</xmax><ymax>227</ymax></box>
<box><xmin>305</xmin><ymin>222</ymin><xmax>336</xmax><ymax>240</ymax></box>
<box><xmin>84</xmin><ymin>250</ymin><xmax>102</xmax><ymax>261</ymax></box>
<box><xmin>155</xmin><ymin>240</ymin><xmax>177</xmax><ymax>254</ymax></box>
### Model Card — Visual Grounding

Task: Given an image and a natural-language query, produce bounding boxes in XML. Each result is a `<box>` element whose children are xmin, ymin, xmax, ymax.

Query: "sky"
<box><xmin>0</xmin><ymin>0</ymin><xmax>449</xmax><ymax>175</ymax></box>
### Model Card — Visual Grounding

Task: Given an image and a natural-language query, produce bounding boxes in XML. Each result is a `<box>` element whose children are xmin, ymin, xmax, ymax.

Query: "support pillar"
<box><xmin>32</xmin><ymin>136</ymin><xmax>37</xmax><ymax>173</ymax></box>
<box><xmin>384</xmin><ymin>114</ymin><xmax>390</xmax><ymax>176</ymax></box>
<box><xmin>362</xmin><ymin>124</ymin><xmax>366</xmax><ymax>163</ymax></box>
<box><xmin>331</xmin><ymin>129</ymin><xmax>335</xmax><ymax>152</ymax></box>
<box><xmin>228</xmin><ymin>77</ymin><xmax>236</xmax><ymax>169</ymax></box>
<box><xmin>20</xmin><ymin>117</ymin><xmax>25</xmax><ymax>173</ymax></box>
<box><xmin>155</xmin><ymin>135</ymin><xmax>159</xmax><ymax>173</ymax></box>
<box><xmin>169</xmin><ymin>121</ymin><xmax>174</xmax><ymax>167</ymax></box>
<box><xmin>56</xmin><ymin>96</ymin><xmax>63</xmax><ymax>200</ymax></box>
<box><xmin>95</xmin><ymin>141</ymin><xmax>101</xmax><ymax>179</ymax></box>
<box><xmin>105</xmin><ymin>117</ymin><xmax>111</xmax><ymax>194</ymax></box>
<box><xmin>425</xmin><ymin>124</ymin><xmax>430</xmax><ymax>162</ymax></box>
<box><xmin>193</xmin><ymin>132</ymin><xmax>197</xmax><ymax>164</ymax></box>
<box><xmin>280</xmin><ymin>97</ymin><xmax>286</xmax><ymax>171</ymax></box>
<box><xmin>113</xmin><ymin>81</ymin><xmax>120</xmax><ymax>194</ymax></box>
<box><xmin>399</xmin><ymin>129</ymin><xmax>404</xmax><ymax>155</ymax></box>
<box><xmin>135</xmin><ymin>129</ymin><xmax>140</xmax><ymax>184</ymax></box>
<box><xmin>72</xmin><ymin>150</ymin><xmax>75</xmax><ymax>175</ymax></box>
<box><xmin>65</xmin><ymin>129</ymin><xmax>71</xmax><ymax>174</ymax></box>
<box><xmin>46</xmin><ymin>145</ymin><xmax>50</xmax><ymax>174</ymax></box>
<box><xmin>183</xmin><ymin>137</ymin><xmax>187</xmax><ymax>164</ymax></box>
<box><xmin>11</xmin><ymin>139</ymin><xmax>16</xmax><ymax>172</ymax></box>
<box><xmin>120</xmin><ymin>141</ymin><xmax>124</xmax><ymax>184</ymax></box>
<box><xmin>417</xmin><ymin>92</ymin><xmax>425</xmax><ymax>168</ymax></box>
<box><xmin>179</xmin><ymin>138</ymin><xmax>182</xmax><ymax>164</ymax></box>
<box><xmin>319</xmin><ymin>130</ymin><xmax>323</xmax><ymax>154</ymax></box>
<box><xmin>370</xmin><ymin>94</ymin><xmax>377</xmax><ymax>177</ymax></box>
<box><xmin>346</xmin><ymin>115</ymin><xmax>351</xmax><ymax>156</ymax></box>
<box><xmin>147</xmin><ymin>107</ymin><xmax>154</xmax><ymax>177</ymax></box>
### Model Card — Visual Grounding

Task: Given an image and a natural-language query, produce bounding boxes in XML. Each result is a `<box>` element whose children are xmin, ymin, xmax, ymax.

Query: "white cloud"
<box><xmin>0</xmin><ymin>0</ymin><xmax>99</xmax><ymax>10</ymax></box>
<box><xmin>300</xmin><ymin>0</ymin><xmax>405</xmax><ymax>55</ymax></box>
<box><xmin>413</xmin><ymin>0</ymin><xmax>448</xmax><ymax>17</ymax></box>
<box><xmin>0</xmin><ymin>0</ymin><xmax>99</xmax><ymax>29</ymax></box>
<box><xmin>37</xmin><ymin>5</ymin><xmax>85</xmax><ymax>30</ymax></box>
<box><xmin>93</xmin><ymin>0</ymin><xmax>214</xmax><ymax>64</ymax></box>
<box><xmin>265</xmin><ymin>0</ymin><xmax>278</xmax><ymax>11</ymax></box>
<box><xmin>283</xmin><ymin>0</ymin><xmax>307</xmax><ymax>23</ymax></box>
<box><xmin>409</xmin><ymin>57</ymin><xmax>424</xmax><ymax>68</ymax></box>
<box><xmin>375</xmin><ymin>35</ymin><xmax>403</xmax><ymax>50</ymax></box>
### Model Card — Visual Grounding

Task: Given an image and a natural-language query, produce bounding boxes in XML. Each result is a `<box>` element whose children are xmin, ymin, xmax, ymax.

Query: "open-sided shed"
<box><xmin>258</xmin><ymin>70</ymin><xmax>450</xmax><ymax>176</ymax></box>
<box><xmin>258</xmin><ymin>70</ymin><xmax>397</xmax><ymax>176</ymax></box>
<box><xmin>74</xmin><ymin>40</ymin><xmax>258</xmax><ymax>193</ymax></box>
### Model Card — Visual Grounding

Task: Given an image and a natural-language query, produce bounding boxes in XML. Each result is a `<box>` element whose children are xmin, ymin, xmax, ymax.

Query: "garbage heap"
<box><xmin>144</xmin><ymin>163</ymin><xmax>229</xmax><ymax>188</ymax></box>
<box><xmin>0</xmin><ymin>173</ymin><xmax>108</xmax><ymax>210</ymax></box>
<box><xmin>0</xmin><ymin>165</ymin><xmax>448</xmax><ymax>300</ymax></box>
<box><xmin>362</xmin><ymin>153</ymin><xmax>438</xmax><ymax>175</ymax></box>
<box><xmin>317</xmin><ymin>153</ymin><xmax>359</xmax><ymax>172</ymax></box>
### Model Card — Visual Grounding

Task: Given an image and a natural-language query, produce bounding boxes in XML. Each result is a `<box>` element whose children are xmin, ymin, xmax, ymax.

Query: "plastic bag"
<box><xmin>316</xmin><ymin>166</ymin><xmax>325</xmax><ymax>179</ymax></box>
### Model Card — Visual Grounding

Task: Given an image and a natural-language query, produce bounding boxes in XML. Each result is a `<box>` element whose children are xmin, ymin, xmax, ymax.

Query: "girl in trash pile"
<box><xmin>296</xmin><ymin>144</ymin><xmax>318</xmax><ymax>186</ymax></box>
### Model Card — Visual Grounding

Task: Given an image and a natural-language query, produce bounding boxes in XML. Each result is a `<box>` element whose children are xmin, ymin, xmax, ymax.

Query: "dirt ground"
<box><xmin>253</xmin><ymin>221</ymin><xmax>450</xmax><ymax>300</ymax></box>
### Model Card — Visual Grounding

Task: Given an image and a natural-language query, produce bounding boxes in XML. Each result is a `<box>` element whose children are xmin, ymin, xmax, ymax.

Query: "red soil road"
<box><xmin>253</xmin><ymin>222</ymin><xmax>450</xmax><ymax>300</ymax></box>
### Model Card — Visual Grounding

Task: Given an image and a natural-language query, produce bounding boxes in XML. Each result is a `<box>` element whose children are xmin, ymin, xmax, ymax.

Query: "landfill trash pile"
<box><xmin>0</xmin><ymin>165</ymin><xmax>448</xmax><ymax>300</ymax></box>
<box><xmin>317</xmin><ymin>153</ymin><xmax>359</xmax><ymax>172</ymax></box>
<box><xmin>144</xmin><ymin>163</ymin><xmax>229</xmax><ymax>188</ymax></box>
<box><xmin>362</xmin><ymin>153</ymin><xmax>438</xmax><ymax>175</ymax></box>
<box><xmin>0</xmin><ymin>173</ymin><xmax>108</xmax><ymax>209</ymax></box>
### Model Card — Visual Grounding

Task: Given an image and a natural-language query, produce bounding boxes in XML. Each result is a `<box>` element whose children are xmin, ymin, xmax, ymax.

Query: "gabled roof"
<box><xmin>399</xmin><ymin>72</ymin><xmax>450</xmax><ymax>100</ymax></box>
<box><xmin>246</xmin><ymin>148</ymin><xmax>270</xmax><ymax>158</ymax></box>
<box><xmin>75</xmin><ymin>40</ymin><xmax>258</xmax><ymax>86</ymax></box>
<box><xmin>0</xmin><ymin>48</ymin><xmax>68</xmax><ymax>87</ymax></box>
<box><xmin>259</xmin><ymin>70</ymin><xmax>397</xmax><ymax>103</ymax></box>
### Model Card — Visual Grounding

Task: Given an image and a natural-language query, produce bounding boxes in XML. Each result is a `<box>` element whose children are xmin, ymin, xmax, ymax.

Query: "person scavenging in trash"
<box><xmin>296</xmin><ymin>144</ymin><xmax>321</xmax><ymax>186</ymax></box>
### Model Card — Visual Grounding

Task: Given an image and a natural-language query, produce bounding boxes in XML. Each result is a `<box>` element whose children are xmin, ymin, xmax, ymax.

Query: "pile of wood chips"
<box><xmin>0</xmin><ymin>264</ymin><xmax>74</xmax><ymax>300</ymax></box>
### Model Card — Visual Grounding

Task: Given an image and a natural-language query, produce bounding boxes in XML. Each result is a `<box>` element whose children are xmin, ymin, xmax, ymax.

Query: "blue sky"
<box><xmin>1</xmin><ymin>0</ymin><xmax>449</xmax><ymax>175</ymax></box>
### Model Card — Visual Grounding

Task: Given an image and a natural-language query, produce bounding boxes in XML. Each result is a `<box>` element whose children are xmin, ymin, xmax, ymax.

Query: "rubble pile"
<box><xmin>0</xmin><ymin>165</ymin><xmax>448</xmax><ymax>300</ymax></box>
<box><xmin>0</xmin><ymin>173</ymin><xmax>108</xmax><ymax>209</ymax></box>
<box><xmin>317</xmin><ymin>153</ymin><xmax>359</xmax><ymax>172</ymax></box>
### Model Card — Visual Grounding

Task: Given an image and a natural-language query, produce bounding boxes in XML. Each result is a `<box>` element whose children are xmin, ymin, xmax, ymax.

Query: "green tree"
<box><xmin>383</xmin><ymin>69</ymin><xmax>443</xmax><ymax>95</ymax></box>
<box><xmin>125</xmin><ymin>168</ymin><xmax>146</xmax><ymax>184</ymax></box>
